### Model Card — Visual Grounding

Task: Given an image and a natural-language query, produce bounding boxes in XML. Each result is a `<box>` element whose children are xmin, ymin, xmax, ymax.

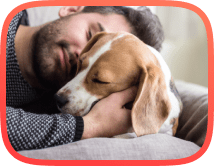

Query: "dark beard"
<box><xmin>31</xmin><ymin>18</ymin><xmax>77</xmax><ymax>91</ymax></box>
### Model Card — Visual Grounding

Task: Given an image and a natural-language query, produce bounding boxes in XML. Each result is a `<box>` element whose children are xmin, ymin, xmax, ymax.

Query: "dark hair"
<box><xmin>82</xmin><ymin>6</ymin><xmax>164</xmax><ymax>52</ymax></box>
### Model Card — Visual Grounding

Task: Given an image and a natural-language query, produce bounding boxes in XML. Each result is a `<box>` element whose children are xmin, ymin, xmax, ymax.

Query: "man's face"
<box><xmin>32</xmin><ymin>12</ymin><xmax>132</xmax><ymax>91</ymax></box>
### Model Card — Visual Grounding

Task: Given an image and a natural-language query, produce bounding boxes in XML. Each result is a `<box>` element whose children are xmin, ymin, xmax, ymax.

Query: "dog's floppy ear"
<box><xmin>80</xmin><ymin>31</ymin><xmax>108</xmax><ymax>56</ymax></box>
<box><xmin>131</xmin><ymin>62</ymin><xmax>171</xmax><ymax>137</ymax></box>
<box><xmin>76</xmin><ymin>32</ymin><xmax>108</xmax><ymax>74</ymax></box>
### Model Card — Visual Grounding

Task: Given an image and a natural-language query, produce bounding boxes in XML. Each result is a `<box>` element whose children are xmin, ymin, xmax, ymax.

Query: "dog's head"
<box><xmin>55</xmin><ymin>32</ymin><xmax>172</xmax><ymax>136</ymax></box>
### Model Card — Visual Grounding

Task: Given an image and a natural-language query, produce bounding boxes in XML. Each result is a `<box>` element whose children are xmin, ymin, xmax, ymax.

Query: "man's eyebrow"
<box><xmin>97</xmin><ymin>22</ymin><xmax>105</xmax><ymax>32</ymax></box>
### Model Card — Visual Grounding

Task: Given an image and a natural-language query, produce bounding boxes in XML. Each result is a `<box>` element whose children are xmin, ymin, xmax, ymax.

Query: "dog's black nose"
<box><xmin>54</xmin><ymin>94</ymin><xmax>68</xmax><ymax>108</ymax></box>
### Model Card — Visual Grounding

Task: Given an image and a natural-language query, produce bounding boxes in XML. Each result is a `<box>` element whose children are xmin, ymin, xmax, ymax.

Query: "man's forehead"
<box><xmin>82</xmin><ymin>12</ymin><xmax>132</xmax><ymax>33</ymax></box>
<box><xmin>100</xmin><ymin>14</ymin><xmax>132</xmax><ymax>33</ymax></box>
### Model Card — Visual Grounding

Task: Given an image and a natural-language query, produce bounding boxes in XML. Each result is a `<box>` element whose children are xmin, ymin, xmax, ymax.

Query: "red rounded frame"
<box><xmin>0</xmin><ymin>0</ymin><xmax>213</xmax><ymax>165</ymax></box>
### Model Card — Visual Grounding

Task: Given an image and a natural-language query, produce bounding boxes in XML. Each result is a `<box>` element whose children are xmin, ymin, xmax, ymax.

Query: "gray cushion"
<box><xmin>19</xmin><ymin>80</ymin><xmax>207</xmax><ymax>159</ymax></box>
<box><xmin>19</xmin><ymin>133</ymin><xmax>200</xmax><ymax>160</ymax></box>
<box><xmin>175</xmin><ymin>80</ymin><xmax>208</xmax><ymax>147</ymax></box>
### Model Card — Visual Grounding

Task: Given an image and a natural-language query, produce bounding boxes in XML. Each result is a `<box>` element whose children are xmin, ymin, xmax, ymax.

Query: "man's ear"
<box><xmin>58</xmin><ymin>6</ymin><xmax>85</xmax><ymax>18</ymax></box>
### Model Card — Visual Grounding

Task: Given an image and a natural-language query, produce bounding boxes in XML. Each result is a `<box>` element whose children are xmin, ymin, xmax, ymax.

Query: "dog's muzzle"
<box><xmin>54</xmin><ymin>94</ymin><xmax>68</xmax><ymax>110</ymax></box>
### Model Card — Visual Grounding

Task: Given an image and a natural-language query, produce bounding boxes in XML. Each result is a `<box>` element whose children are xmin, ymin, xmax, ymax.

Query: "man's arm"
<box><xmin>6</xmin><ymin>87</ymin><xmax>137</xmax><ymax>151</ymax></box>
<box><xmin>6</xmin><ymin>106</ymin><xmax>83</xmax><ymax>151</ymax></box>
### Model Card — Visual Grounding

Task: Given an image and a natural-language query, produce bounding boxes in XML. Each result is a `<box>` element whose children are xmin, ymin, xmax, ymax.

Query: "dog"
<box><xmin>54</xmin><ymin>32</ymin><xmax>182</xmax><ymax>136</ymax></box>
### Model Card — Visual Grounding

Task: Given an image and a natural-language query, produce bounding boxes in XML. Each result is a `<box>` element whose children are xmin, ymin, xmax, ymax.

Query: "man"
<box><xmin>6</xmin><ymin>6</ymin><xmax>164</xmax><ymax>151</ymax></box>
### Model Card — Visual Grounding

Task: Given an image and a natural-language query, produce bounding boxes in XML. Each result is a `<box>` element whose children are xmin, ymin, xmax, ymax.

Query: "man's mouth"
<box><xmin>60</xmin><ymin>46</ymin><xmax>80</xmax><ymax>75</ymax></box>
<box><xmin>60</xmin><ymin>47</ymin><xmax>70</xmax><ymax>76</ymax></box>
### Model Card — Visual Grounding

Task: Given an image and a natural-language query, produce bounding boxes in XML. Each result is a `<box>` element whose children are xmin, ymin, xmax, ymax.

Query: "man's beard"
<box><xmin>31</xmin><ymin>18</ymin><xmax>77</xmax><ymax>92</ymax></box>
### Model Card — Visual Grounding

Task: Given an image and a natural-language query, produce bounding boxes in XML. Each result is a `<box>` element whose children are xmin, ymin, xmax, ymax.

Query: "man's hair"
<box><xmin>82</xmin><ymin>6</ymin><xmax>164</xmax><ymax>52</ymax></box>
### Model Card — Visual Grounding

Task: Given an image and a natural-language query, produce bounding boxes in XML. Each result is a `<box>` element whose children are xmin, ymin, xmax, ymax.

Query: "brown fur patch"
<box><xmin>58</xmin><ymin>88</ymin><xmax>72</xmax><ymax>99</ymax></box>
<box><xmin>76</xmin><ymin>86</ymin><xmax>80</xmax><ymax>90</ymax></box>
<box><xmin>171</xmin><ymin>118</ymin><xmax>179</xmax><ymax>135</ymax></box>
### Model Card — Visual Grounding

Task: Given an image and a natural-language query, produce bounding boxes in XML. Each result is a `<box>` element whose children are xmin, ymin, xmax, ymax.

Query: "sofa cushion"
<box><xmin>175</xmin><ymin>80</ymin><xmax>208</xmax><ymax>147</ymax></box>
<box><xmin>19</xmin><ymin>133</ymin><xmax>200</xmax><ymax>160</ymax></box>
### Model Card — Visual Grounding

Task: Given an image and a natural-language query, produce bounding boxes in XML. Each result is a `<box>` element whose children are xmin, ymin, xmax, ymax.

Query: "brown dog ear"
<box><xmin>76</xmin><ymin>32</ymin><xmax>108</xmax><ymax>75</ymax></box>
<box><xmin>131</xmin><ymin>63</ymin><xmax>171</xmax><ymax>137</ymax></box>
<box><xmin>80</xmin><ymin>32</ymin><xmax>108</xmax><ymax>56</ymax></box>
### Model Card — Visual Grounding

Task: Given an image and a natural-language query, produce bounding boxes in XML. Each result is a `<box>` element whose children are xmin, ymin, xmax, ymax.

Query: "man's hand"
<box><xmin>82</xmin><ymin>86</ymin><xmax>137</xmax><ymax>139</ymax></box>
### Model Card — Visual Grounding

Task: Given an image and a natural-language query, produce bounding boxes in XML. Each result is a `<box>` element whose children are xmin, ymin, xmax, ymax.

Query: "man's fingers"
<box><xmin>112</xmin><ymin>86</ymin><xmax>138</xmax><ymax>106</ymax></box>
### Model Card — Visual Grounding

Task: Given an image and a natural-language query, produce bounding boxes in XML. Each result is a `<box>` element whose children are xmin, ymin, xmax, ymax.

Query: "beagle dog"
<box><xmin>55</xmin><ymin>32</ymin><xmax>182</xmax><ymax>136</ymax></box>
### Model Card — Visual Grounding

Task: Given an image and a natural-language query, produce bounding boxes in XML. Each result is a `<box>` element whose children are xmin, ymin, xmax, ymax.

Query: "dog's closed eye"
<box><xmin>92</xmin><ymin>78</ymin><xmax>110</xmax><ymax>84</ymax></box>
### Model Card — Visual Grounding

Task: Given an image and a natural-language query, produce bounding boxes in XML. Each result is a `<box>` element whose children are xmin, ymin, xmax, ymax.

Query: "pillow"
<box><xmin>19</xmin><ymin>133</ymin><xmax>200</xmax><ymax>160</ymax></box>
<box><xmin>175</xmin><ymin>80</ymin><xmax>208</xmax><ymax>147</ymax></box>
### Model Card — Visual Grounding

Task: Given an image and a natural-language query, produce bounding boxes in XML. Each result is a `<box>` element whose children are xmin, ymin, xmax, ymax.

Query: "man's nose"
<box><xmin>77</xmin><ymin>39</ymin><xmax>89</xmax><ymax>56</ymax></box>
<box><xmin>74</xmin><ymin>50</ymin><xmax>81</xmax><ymax>59</ymax></box>
<box><xmin>54</xmin><ymin>94</ymin><xmax>68</xmax><ymax>109</ymax></box>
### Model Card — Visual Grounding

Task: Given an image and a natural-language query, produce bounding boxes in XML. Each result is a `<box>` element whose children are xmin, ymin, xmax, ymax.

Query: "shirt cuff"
<box><xmin>74</xmin><ymin>116</ymin><xmax>84</xmax><ymax>141</ymax></box>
